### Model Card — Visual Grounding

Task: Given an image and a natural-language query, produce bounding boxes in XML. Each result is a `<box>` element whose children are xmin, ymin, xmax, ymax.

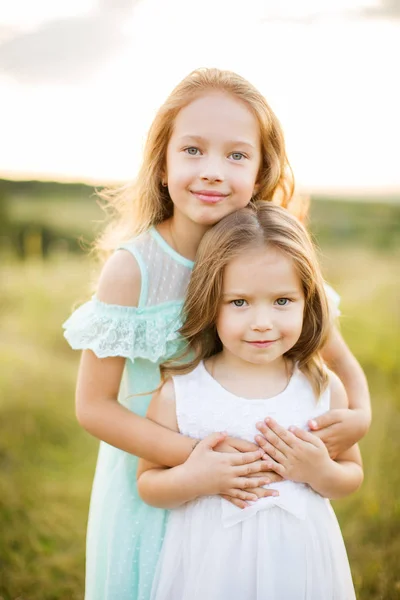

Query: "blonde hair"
<box><xmin>96</xmin><ymin>67</ymin><xmax>302</xmax><ymax>256</ymax></box>
<box><xmin>162</xmin><ymin>202</ymin><xmax>330</xmax><ymax>397</ymax></box>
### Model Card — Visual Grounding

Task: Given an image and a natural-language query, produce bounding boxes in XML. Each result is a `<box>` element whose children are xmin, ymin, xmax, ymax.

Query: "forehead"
<box><xmin>171</xmin><ymin>92</ymin><xmax>260</xmax><ymax>144</ymax></box>
<box><xmin>223</xmin><ymin>245</ymin><xmax>302</xmax><ymax>291</ymax></box>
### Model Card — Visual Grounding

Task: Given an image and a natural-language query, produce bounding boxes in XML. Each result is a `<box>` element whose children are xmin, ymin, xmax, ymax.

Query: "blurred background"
<box><xmin>0</xmin><ymin>1</ymin><xmax>399</xmax><ymax>598</ymax></box>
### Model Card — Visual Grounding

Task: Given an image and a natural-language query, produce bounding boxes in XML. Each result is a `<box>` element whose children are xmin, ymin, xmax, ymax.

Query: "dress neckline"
<box><xmin>150</xmin><ymin>227</ymin><xmax>194</xmax><ymax>269</ymax></box>
<box><xmin>199</xmin><ymin>360</ymin><xmax>298</xmax><ymax>403</ymax></box>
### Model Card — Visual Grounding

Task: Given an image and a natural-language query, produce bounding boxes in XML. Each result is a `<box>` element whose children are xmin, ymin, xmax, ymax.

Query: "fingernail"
<box><xmin>309</xmin><ymin>420</ymin><xmax>317</xmax><ymax>429</ymax></box>
<box><xmin>272</xmin><ymin>491</ymin><xmax>279</xmax><ymax>497</ymax></box>
<box><xmin>265</xmin><ymin>417</ymin><xmax>270</xmax><ymax>424</ymax></box>
<box><xmin>289</xmin><ymin>426</ymin><xmax>296</xmax><ymax>432</ymax></box>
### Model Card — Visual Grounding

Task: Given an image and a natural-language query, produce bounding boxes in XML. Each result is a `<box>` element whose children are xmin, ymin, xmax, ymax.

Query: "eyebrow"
<box><xmin>178</xmin><ymin>135</ymin><xmax>256</xmax><ymax>150</ymax></box>
<box><xmin>222</xmin><ymin>290</ymin><xmax>301</xmax><ymax>297</ymax></box>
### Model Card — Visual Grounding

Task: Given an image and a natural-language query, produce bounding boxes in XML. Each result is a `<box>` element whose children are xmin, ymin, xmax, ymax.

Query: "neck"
<box><xmin>158</xmin><ymin>215</ymin><xmax>210</xmax><ymax>261</ymax></box>
<box><xmin>209</xmin><ymin>351</ymin><xmax>291</xmax><ymax>399</ymax></box>
<box><xmin>216</xmin><ymin>350</ymin><xmax>289</xmax><ymax>381</ymax></box>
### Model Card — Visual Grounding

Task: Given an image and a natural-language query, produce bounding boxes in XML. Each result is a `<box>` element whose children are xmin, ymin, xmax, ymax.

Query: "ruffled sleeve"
<box><xmin>323</xmin><ymin>283</ymin><xmax>341</xmax><ymax>320</ymax></box>
<box><xmin>62</xmin><ymin>296</ymin><xmax>185</xmax><ymax>363</ymax></box>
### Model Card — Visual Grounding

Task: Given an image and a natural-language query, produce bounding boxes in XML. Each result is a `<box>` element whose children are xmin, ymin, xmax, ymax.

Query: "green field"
<box><xmin>0</xmin><ymin>183</ymin><xmax>399</xmax><ymax>599</ymax></box>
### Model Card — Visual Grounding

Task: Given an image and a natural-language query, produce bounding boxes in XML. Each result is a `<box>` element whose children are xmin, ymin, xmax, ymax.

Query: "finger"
<box><xmin>261</xmin><ymin>458</ymin><xmax>286</xmax><ymax>477</ymax></box>
<box><xmin>254</xmin><ymin>438</ymin><xmax>286</xmax><ymax>464</ymax></box>
<box><xmin>226</xmin><ymin>437</ymin><xmax>260</xmax><ymax>453</ymax></box>
<box><xmin>289</xmin><ymin>426</ymin><xmax>323</xmax><ymax>447</ymax></box>
<box><xmin>249</xmin><ymin>486</ymin><xmax>280</xmax><ymax>499</ymax></box>
<box><xmin>233</xmin><ymin>476</ymin><xmax>271</xmax><ymax>490</ymax></box>
<box><xmin>308</xmin><ymin>410</ymin><xmax>340</xmax><ymax>431</ymax></box>
<box><xmin>230</xmin><ymin>449</ymin><xmax>264</xmax><ymax>466</ymax></box>
<box><xmin>229</xmin><ymin>489</ymin><xmax>258</xmax><ymax>502</ymax></box>
<box><xmin>221</xmin><ymin>495</ymin><xmax>248</xmax><ymax>509</ymax></box>
<box><xmin>264</xmin><ymin>418</ymin><xmax>298</xmax><ymax>449</ymax></box>
<box><xmin>266</xmin><ymin>472</ymin><xmax>284</xmax><ymax>484</ymax></box>
<box><xmin>255</xmin><ymin>422</ymin><xmax>291</xmax><ymax>456</ymax></box>
<box><xmin>202</xmin><ymin>431</ymin><xmax>228</xmax><ymax>449</ymax></box>
<box><xmin>234</xmin><ymin>460</ymin><xmax>272</xmax><ymax>478</ymax></box>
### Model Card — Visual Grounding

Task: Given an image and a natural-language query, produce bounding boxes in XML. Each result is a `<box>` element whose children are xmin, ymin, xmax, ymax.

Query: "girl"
<box><xmin>63</xmin><ymin>68</ymin><xmax>369</xmax><ymax>599</ymax></box>
<box><xmin>137</xmin><ymin>202</ymin><xmax>362</xmax><ymax>600</ymax></box>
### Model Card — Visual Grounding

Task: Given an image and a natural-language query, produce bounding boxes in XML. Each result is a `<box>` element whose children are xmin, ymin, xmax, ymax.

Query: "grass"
<box><xmin>0</xmin><ymin>198</ymin><xmax>400</xmax><ymax>599</ymax></box>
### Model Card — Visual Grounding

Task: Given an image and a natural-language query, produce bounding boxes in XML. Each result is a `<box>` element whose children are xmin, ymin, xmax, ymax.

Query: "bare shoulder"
<box><xmin>328</xmin><ymin>369</ymin><xmax>349</xmax><ymax>410</ymax></box>
<box><xmin>152</xmin><ymin>379</ymin><xmax>176</xmax><ymax>408</ymax></box>
<box><xmin>147</xmin><ymin>379</ymin><xmax>177</xmax><ymax>429</ymax></box>
<box><xmin>97</xmin><ymin>249</ymin><xmax>141</xmax><ymax>306</ymax></box>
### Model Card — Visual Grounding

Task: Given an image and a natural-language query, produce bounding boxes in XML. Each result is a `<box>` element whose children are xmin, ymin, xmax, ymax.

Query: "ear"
<box><xmin>253</xmin><ymin>182</ymin><xmax>261</xmax><ymax>196</ymax></box>
<box><xmin>161</xmin><ymin>164</ymin><xmax>168</xmax><ymax>180</ymax></box>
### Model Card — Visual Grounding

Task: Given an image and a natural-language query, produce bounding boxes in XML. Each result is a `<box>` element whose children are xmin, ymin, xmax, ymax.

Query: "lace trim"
<box><xmin>63</xmin><ymin>296</ymin><xmax>186</xmax><ymax>363</ymax></box>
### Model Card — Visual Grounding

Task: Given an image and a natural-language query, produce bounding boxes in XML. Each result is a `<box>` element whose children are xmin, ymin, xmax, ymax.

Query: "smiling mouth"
<box><xmin>190</xmin><ymin>190</ymin><xmax>229</xmax><ymax>203</ymax></box>
<box><xmin>246</xmin><ymin>340</ymin><xmax>277</xmax><ymax>348</ymax></box>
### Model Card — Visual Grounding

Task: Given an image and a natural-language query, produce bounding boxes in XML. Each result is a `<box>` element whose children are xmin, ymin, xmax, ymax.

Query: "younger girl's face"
<box><xmin>216</xmin><ymin>245</ymin><xmax>305</xmax><ymax>369</ymax></box>
<box><xmin>165</xmin><ymin>92</ymin><xmax>261</xmax><ymax>228</ymax></box>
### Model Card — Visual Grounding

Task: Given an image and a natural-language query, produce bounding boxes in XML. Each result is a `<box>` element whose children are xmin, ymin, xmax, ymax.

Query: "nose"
<box><xmin>250</xmin><ymin>309</ymin><xmax>273</xmax><ymax>332</ymax></box>
<box><xmin>200</xmin><ymin>155</ymin><xmax>224</xmax><ymax>183</ymax></box>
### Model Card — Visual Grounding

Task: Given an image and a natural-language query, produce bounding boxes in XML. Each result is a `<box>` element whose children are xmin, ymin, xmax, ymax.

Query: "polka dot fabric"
<box><xmin>63</xmin><ymin>229</ymin><xmax>193</xmax><ymax>600</ymax></box>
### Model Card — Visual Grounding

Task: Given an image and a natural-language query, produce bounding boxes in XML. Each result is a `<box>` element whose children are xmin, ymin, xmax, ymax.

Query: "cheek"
<box><xmin>216</xmin><ymin>308</ymin><xmax>237</xmax><ymax>339</ymax></box>
<box><xmin>283</xmin><ymin>309</ymin><xmax>304</xmax><ymax>336</ymax></box>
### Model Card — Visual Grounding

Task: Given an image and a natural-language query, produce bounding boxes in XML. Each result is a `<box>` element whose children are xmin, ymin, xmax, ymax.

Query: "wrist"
<box><xmin>177</xmin><ymin>462</ymin><xmax>201</xmax><ymax>502</ymax></box>
<box><xmin>307</xmin><ymin>457</ymin><xmax>333</xmax><ymax>493</ymax></box>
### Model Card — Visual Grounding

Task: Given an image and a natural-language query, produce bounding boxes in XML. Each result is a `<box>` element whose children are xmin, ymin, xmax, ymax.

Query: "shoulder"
<box><xmin>157</xmin><ymin>378</ymin><xmax>176</xmax><ymax>404</ymax></box>
<box><xmin>327</xmin><ymin>369</ymin><xmax>348</xmax><ymax>409</ymax></box>
<box><xmin>97</xmin><ymin>249</ymin><xmax>141</xmax><ymax>307</ymax></box>
<box><xmin>147</xmin><ymin>379</ymin><xmax>177</xmax><ymax>427</ymax></box>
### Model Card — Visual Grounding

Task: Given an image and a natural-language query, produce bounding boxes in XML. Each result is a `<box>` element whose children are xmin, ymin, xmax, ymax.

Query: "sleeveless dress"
<box><xmin>150</xmin><ymin>362</ymin><xmax>356</xmax><ymax>600</ymax></box>
<box><xmin>63</xmin><ymin>228</ymin><xmax>194</xmax><ymax>600</ymax></box>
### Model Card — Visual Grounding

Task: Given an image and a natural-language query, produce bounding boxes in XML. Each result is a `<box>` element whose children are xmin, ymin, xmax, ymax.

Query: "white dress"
<box><xmin>150</xmin><ymin>362</ymin><xmax>356</xmax><ymax>600</ymax></box>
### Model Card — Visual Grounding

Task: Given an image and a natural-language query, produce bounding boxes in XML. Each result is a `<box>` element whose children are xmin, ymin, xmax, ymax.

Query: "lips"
<box><xmin>190</xmin><ymin>190</ymin><xmax>229</xmax><ymax>203</ymax></box>
<box><xmin>246</xmin><ymin>340</ymin><xmax>277</xmax><ymax>348</ymax></box>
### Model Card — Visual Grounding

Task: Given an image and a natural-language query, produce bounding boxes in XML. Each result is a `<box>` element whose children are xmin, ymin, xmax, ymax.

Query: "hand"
<box><xmin>184</xmin><ymin>432</ymin><xmax>272</xmax><ymax>503</ymax></box>
<box><xmin>308</xmin><ymin>408</ymin><xmax>369</xmax><ymax>459</ymax></box>
<box><xmin>255</xmin><ymin>417</ymin><xmax>330</xmax><ymax>484</ymax></box>
<box><xmin>215</xmin><ymin>435</ymin><xmax>281</xmax><ymax>509</ymax></box>
<box><xmin>215</xmin><ymin>436</ymin><xmax>265</xmax><ymax>455</ymax></box>
<box><xmin>221</xmin><ymin>471</ymin><xmax>282</xmax><ymax>509</ymax></box>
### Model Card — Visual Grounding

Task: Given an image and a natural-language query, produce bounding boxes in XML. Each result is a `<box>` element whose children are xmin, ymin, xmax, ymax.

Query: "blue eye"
<box><xmin>185</xmin><ymin>147</ymin><xmax>200</xmax><ymax>155</ymax></box>
<box><xmin>276</xmin><ymin>298</ymin><xmax>290</xmax><ymax>306</ymax></box>
<box><xmin>231</xmin><ymin>299</ymin><xmax>247</xmax><ymax>307</ymax></box>
<box><xmin>230</xmin><ymin>152</ymin><xmax>245</xmax><ymax>161</ymax></box>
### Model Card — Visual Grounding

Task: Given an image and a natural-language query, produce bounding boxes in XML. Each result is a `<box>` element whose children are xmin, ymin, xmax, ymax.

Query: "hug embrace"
<box><xmin>64</xmin><ymin>68</ymin><xmax>370</xmax><ymax>599</ymax></box>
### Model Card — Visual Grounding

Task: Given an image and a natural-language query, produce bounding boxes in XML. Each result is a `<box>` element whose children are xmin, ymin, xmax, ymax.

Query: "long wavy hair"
<box><xmin>162</xmin><ymin>202</ymin><xmax>330</xmax><ymax>397</ymax></box>
<box><xmin>95</xmin><ymin>67</ymin><xmax>303</xmax><ymax>257</ymax></box>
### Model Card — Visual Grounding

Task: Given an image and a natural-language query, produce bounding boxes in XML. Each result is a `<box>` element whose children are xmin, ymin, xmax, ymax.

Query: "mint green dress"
<box><xmin>63</xmin><ymin>228</ymin><xmax>194</xmax><ymax>600</ymax></box>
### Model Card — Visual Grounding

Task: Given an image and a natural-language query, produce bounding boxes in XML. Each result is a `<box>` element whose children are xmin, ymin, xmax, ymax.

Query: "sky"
<box><xmin>0</xmin><ymin>0</ymin><xmax>399</xmax><ymax>193</ymax></box>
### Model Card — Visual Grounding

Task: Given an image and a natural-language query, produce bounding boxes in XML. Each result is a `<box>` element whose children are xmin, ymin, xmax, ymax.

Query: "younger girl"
<box><xmin>138</xmin><ymin>203</ymin><xmax>362</xmax><ymax>600</ymax></box>
<box><xmin>63</xmin><ymin>68</ymin><xmax>369</xmax><ymax>599</ymax></box>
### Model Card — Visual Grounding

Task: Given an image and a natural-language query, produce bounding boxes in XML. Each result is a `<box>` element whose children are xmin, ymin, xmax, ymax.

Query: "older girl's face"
<box><xmin>164</xmin><ymin>92</ymin><xmax>261</xmax><ymax>228</ymax></box>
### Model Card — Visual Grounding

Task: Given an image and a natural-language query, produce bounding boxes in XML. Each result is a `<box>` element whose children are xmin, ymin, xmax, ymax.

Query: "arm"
<box><xmin>310</xmin><ymin>326</ymin><xmax>371</xmax><ymax>456</ymax></box>
<box><xmin>137</xmin><ymin>380</ymin><xmax>271</xmax><ymax>509</ymax></box>
<box><xmin>75</xmin><ymin>250</ymin><xmax>196</xmax><ymax>467</ymax></box>
<box><xmin>297</xmin><ymin>372</ymin><xmax>363</xmax><ymax>499</ymax></box>
<box><xmin>321</xmin><ymin>325</ymin><xmax>371</xmax><ymax>417</ymax></box>
<box><xmin>255</xmin><ymin>373</ymin><xmax>363</xmax><ymax>499</ymax></box>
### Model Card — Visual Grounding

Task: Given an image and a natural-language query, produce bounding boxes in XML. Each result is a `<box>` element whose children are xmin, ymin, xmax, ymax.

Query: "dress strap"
<box><xmin>116</xmin><ymin>241</ymin><xmax>149</xmax><ymax>308</ymax></box>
